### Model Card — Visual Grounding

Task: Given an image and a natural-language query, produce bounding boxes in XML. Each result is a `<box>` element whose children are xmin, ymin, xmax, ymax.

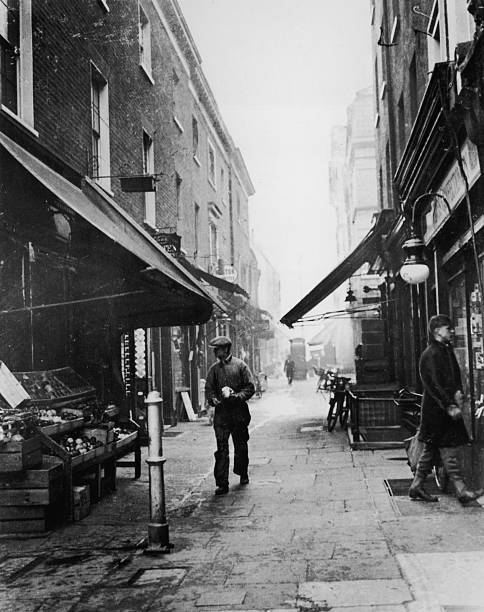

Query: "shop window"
<box><xmin>1</xmin><ymin>0</ymin><xmax>34</xmax><ymax>126</ymax></box>
<box><xmin>138</xmin><ymin>3</ymin><xmax>152</xmax><ymax>80</ymax></box>
<box><xmin>143</xmin><ymin>130</ymin><xmax>155</xmax><ymax>226</ymax></box>
<box><xmin>449</xmin><ymin>273</ymin><xmax>470</xmax><ymax>397</ymax></box>
<box><xmin>90</xmin><ymin>64</ymin><xmax>111</xmax><ymax>191</ymax></box>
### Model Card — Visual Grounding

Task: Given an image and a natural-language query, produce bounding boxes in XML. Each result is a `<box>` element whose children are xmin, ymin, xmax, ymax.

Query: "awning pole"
<box><xmin>0</xmin><ymin>290</ymin><xmax>147</xmax><ymax>315</ymax></box>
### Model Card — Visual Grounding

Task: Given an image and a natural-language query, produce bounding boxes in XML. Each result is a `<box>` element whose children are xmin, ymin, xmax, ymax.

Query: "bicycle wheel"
<box><xmin>327</xmin><ymin>398</ymin><xmax>338</xmax><ymax>432</ymax></box>
<box><xmin>339</xmin><ymin>403</ymin><xmax>349</xmax><ymax>428</ymax></box>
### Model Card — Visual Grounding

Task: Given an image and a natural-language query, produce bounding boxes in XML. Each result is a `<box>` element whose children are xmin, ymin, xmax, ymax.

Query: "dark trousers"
<box><xmin>214</xmin><ymin>423</ymin><xmax>249</xmax><ymax>487</ymax></box>
<box><xmin>414</xmin><ymin>442</ymin><xmax>468</xmax><ymax>496</ymax></box>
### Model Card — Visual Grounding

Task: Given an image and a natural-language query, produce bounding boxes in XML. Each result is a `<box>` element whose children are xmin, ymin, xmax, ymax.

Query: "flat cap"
<box><xmin>209</xmin><ymin>335</ymin><xmax>232</xmax><ymax>347</ymax></box>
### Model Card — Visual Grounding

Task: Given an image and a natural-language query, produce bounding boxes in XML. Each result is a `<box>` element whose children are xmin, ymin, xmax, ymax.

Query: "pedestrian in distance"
<box><xmin>284</xmin><ymin>356</ymin><xmax>295</xmax><ymax>385</ymax></box>
<box><xmin>408</xmin><ymin>314</ymin><xmax>483</xmax><ymax>504</ymax></box>
<box><xmin>205</xmin><ymin>336</ymin><xmax>255</xmax><ymax>495</ymax></box>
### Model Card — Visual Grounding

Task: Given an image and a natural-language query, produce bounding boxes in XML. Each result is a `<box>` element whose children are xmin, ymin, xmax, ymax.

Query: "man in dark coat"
<box><xmin>409</xmin><ymin>314</ymin><xmax>482</xmax><ymax>504</ymax></box>
<box><xmin>205</xmin><ymin>336</ymin><xmax>255</xmax><ymax>495</ymax></box>
<box><xmin>284</xmin><ymin>356</ymin><xmax>295</xmax><ymax>385</ymax></box>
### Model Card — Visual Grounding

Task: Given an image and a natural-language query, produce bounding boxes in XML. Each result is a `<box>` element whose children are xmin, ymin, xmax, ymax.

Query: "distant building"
<box><xmin>309</xmin><ymin>88</ymin><xmax>380</xmax><ymax>376</ymax></box>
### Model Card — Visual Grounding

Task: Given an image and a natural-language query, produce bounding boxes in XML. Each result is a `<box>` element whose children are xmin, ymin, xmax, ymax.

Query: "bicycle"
<box><xmin>326</xmin><ymin>376</ymin><xmax>351</xmax><ymax>432</ymax></box>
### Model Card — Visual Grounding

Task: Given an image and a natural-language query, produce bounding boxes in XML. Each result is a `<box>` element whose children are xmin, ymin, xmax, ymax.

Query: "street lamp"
<box><xmin>400</xmin><ymin>192</ymin><xmax>451</xmax><ymax>284</ymax></box>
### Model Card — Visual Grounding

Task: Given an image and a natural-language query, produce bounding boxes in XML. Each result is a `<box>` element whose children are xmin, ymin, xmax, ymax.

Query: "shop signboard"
<box><xmin>424</xmin><ymin>139</ymin><xmax>481</xmax><ymax>244</ymax></box>
<box><xmin>154</xmin><ymin>232</ymin><xmax>181</xmax><ymax>258</ymax></box>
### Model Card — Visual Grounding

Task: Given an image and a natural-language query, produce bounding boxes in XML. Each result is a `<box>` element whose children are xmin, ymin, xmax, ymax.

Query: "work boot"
<box><xmin>240</xmin><ymin>475</ymin><xmax>249</xmax><ymax>486</ymax></box>
<box><xmin>214</xmin><ymin>485</ymin><xmax>229</xmax><ymax>495</ymax></box>
<box><xmin>439</xmin><ymin>447</ymin><xmax>474</xmax><ymax>504</ymax></box>
<box><xmin>409</xmin><ymin>476</ymin><xmax>438</xmax><ymax>502</ymax></box>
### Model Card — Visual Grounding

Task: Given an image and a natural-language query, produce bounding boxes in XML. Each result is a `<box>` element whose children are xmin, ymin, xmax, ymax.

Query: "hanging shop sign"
<box><xmin>153</xmin><ymin>232</ymin><xmax>181</xmax><ymax>258</ymax></box>
<box><xmin>424</xmin><ymin>139</ymin><xmax>481</xmax><ymax>244</ymax></box>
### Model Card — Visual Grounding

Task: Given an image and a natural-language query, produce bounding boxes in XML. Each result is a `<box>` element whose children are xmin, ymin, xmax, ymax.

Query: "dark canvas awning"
<box><xmin>0</xmin><ymin>131</ymin><xmax>225</xmax><ymax>322</ymax></box>
<box><xmin>280</xmin><ymin>210</ymin><xmax>394</xmax><ymax>328</ymax></box>
<box><xmin>179</xmin><ymin>257</ymin><xmax>249</xmax><ymax>299</ymax></box>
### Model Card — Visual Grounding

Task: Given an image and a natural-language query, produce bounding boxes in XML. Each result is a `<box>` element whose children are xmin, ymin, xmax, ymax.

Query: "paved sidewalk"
<box><xmin>2</xmin><ymin>378</ymin><xmax>484</xmax><ymax>611</ymax></box>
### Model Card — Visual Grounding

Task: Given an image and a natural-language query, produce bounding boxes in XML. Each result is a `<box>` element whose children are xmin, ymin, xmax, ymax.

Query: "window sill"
<box><xmin>173</xmin><ymin>115</ymin><xmax>184</xmax><ymax>133</ymax></box>
<box><xmin>98</xmin><ymin>0</ymin><xmax>109</xmax><ymax>11</ymax></box>
<box><xmin>139</xmin><ymin>63</ymin><xmax>155</xmax><ymax>85</ymax></box>
<box><xmin>92</xmin><ymin>178</ymin><xmax>114</xmax><ymax>198</ymax></box>
<box><xmin>193</xmin><ymin>155</ymin><xmax>201</xmax><ymax>167</ymax></box>
<box><xmin>1</xmin><ymin>105</ymin><xmax>39</xmax><ymax>138</ymax></box>
<box><xmin>143</xmin><ymin>219</ymin><xmax>157</xmax><ymax>230</ymax></box>
<box><xmin>208</xmin><ymin>178</ymin><xmax>216</xmax><ymax>191</ymax></box>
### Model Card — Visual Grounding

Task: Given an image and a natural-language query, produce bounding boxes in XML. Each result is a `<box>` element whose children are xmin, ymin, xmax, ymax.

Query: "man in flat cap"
<box><xmin>205</xmin><ymin>336</ymin><xmax>255</xmax><ymax>495</ymax></box>
<box><xmin>409</xmin><ymin>314</ymin><xmax>482</xmax><ymax>504</ymax></box>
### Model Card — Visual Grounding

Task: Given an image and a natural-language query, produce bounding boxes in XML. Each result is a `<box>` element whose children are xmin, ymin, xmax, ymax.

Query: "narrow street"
<box><xmin>2</xmin><ymin>380</ymin><xmax>484</xmax><ymax>611</ymax></box>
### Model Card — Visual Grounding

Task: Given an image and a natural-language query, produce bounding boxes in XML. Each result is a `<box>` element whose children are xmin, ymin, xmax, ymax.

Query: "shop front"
<box><xmin>0</xmin><ymin>132</ymin><xmax>222</xmax><ymax>532</ymax></box>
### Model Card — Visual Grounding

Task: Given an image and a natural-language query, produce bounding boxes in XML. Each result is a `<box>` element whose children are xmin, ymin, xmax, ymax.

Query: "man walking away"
<box><xmin>205</xmin><ymin>336</ymin><xmax>255</xmax><ymax>495</ymax></box>
<box><xmin>284</xmin><ymin>356</ymin><xmax>295</xmax><ymax>385</ymax></box>
<box><xmin>409</xmin><ymin>314</ymin><xmax>483</xmax><ymax>504</ymax></box>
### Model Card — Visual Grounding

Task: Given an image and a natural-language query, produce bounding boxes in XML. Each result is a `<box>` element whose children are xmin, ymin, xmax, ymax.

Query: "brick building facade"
<box><xmin>0</xmin><ymin>0</ymin><xmax>262</xmax><ymax>427</ymax></box>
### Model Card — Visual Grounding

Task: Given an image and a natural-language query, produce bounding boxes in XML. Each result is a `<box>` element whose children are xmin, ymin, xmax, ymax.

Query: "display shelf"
<box><xmin>40</xmin><ymin>417</ymin><xmax>85</xmax><ymax>437</ymax></box>
<box><xmin>114</xmin><ymin>431</ymin><xmax>137</xmax><ymax>450</ymax></box>
<box><xmin>104</xmin><ymin>406</ymin><xmax>119</xmax><ymax>419</ymax></box>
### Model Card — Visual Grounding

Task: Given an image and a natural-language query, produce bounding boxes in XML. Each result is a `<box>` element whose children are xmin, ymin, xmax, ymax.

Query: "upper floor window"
<box><xmin>194</xmin><ymin>202</ymin><xmax>199</xmax><ymax>259</ymax></box>
<box><xmin>220</xmin><ymin>167</ymin><xmax>225</xmax><ymax>200</ymax></box>
<box><xmin>427</xmin><ymin>0</ymin><xmax>442</xmax><ymax>70</ymax></box>
<box><xmin>143</xmin><ymin>130</ymin><xmax>155</xmax><ymax>226</ymax></box>
<box><xmin>192</xmin><ymin>115</ymin><xmax>200</xmax><ymax>162</ymax></box>
<box><xmin>138</xmin><ymin>3</ymin><xmax>152</xmax><ymax>79</ymax></box>
<box><xmin>90</xmin><ymin>63</ymin><xmax>111</xmax><ymax>191</ymax></box>
<box><xmin>209</xmin><ymin>222</ymin><xmax>218</xmax><ymax>270</ymax></box>
<box><xmin>1</xmin><ymin>0</ymin><xmax>34</xmax><ymax>127</ymax></box>
<box><xmin>208</xmin><ymin>140</ymin><xmax>215</xmax><ymax>187</ymax></box>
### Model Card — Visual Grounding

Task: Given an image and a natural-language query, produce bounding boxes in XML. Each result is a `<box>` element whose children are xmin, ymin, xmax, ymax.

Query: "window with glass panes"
<box><xmin>0</xmin><ymin>0</ymin><xmax>19</xmax><ymax>113</ymax></box>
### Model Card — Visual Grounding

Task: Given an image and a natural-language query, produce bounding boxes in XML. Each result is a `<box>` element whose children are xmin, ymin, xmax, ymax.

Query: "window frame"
<box><xmin>207</xmin><ymin>139</ymin><xmax>216</xmax><ymax>188</ymax></box>
<box><xmin>90</xmin><ymin>62</ymin><xmax>111</xmax><ymax>192</ymax></box>
<box><xmin>138</xmin><ymin>3</ymin><xmax>153</xmax><ymax>82</ymax></box>
<box><xmin>143</xmin><ymin>129</ymin><xmax>156</xmax><ymax>227</ymax></box>
<box><xmin>0</xmin><ymin>0</ymin><xmax>35</xmax><ymax>130</ymax></box>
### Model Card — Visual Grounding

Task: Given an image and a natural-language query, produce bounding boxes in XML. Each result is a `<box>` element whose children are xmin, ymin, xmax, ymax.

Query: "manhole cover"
<box><xmin>385</xmin><ymin>478</ymin><xmax>439</xmax><ymax>497</ymax></box>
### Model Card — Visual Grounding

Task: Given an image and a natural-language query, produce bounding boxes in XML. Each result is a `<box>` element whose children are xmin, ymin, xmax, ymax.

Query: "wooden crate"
<box><xmin>0</xmin><ymin>437</ymin><xmax>42</xmax><ymax>473</ymax></box>
<box><xmin>0</xmin><ymin>460</ymin><xmax>65</xmax><ymax>533</ymax></box>
<box><xmin>115</xmin><ymin>431</ymin><xmax>137</xmax><ymax>450</ymax></box>
<box><xmin>0</xmin><ymin>457</ymin><xmax>63</xmax><ymax>489</ymax></box>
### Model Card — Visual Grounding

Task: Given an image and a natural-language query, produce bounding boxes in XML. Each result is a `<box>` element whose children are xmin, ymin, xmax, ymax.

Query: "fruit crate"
<box><xmin>114</xmin><ymin>431</ymin><xmax>137</xmax><ymax>450</ymax></box>
<box><xmin>0</xmin><ymin>436</ymin><xmax>42</xmax><ymax>473</ymax></box>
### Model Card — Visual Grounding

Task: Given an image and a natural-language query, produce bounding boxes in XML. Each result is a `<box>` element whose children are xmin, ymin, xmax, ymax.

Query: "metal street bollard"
<box><xmin>144</xmin><ymin>390</ymin><xmax>173</xmax><ymax>554</ymax></box>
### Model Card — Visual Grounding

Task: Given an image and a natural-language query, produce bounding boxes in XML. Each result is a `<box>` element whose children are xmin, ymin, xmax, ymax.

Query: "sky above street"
<box><xmin>178</xmin><ymin>0</ymin><xmax>373</xmax><ymax>318</ymax></box>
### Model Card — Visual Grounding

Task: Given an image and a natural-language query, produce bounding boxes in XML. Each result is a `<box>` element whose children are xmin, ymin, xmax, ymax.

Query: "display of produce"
<box><xmin>0</xmin><ymin>363</ymin><xmax>141</xmax><ymax>533</ymax></box>
<box><xmin>60</xmin><ymin>434</ymin><xmax>104</xmax><ymax>457</ymax></box>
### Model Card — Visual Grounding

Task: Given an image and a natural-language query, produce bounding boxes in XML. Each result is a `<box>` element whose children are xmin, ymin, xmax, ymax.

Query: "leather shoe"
<box><xmin>409</xmin><ymin>485</ymin><xmax>438</xmax><ymax>502</ymax></box>
<box><xmin>240</xmin><ymin>476</ymin><xmax>249</xmax><ymax>486</ymax></box>
<box><xmin>458</xmin><ymin>489</ymin><xmax>483</xmax><ymax>504</ymax></box>
<box><xmin>215</xmin><ymin>486</ymin><xmax>229</xmax><ymax>495</ymax></box>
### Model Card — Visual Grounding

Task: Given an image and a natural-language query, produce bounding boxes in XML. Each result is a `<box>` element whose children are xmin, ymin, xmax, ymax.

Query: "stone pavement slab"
<box><xmin>398</xmin><ymin>550</ymin><xmax>484</xmax><ymax>610</ymax></box>
<box><xmin>307</xmin><ymin>555</ymin><xmax>402</xmax><ymax>581</ymax></box>
<box><xmin>297</xmin><ymin>579</ymin><xmax>412</xmax><ymax>608</ymax></box>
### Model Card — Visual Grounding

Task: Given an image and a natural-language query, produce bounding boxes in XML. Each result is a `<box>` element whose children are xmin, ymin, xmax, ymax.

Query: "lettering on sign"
<box><xmin>424</xmin><ymin>140</ymin><xmax>481</xmax><ymax>243</ymax></box>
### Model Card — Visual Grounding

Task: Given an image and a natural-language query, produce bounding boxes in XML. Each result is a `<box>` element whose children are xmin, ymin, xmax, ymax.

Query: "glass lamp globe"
<box><xmin>400</xmin><ymin>262</ymin><xmax>430</xmax><ymax>284</ymax></box>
